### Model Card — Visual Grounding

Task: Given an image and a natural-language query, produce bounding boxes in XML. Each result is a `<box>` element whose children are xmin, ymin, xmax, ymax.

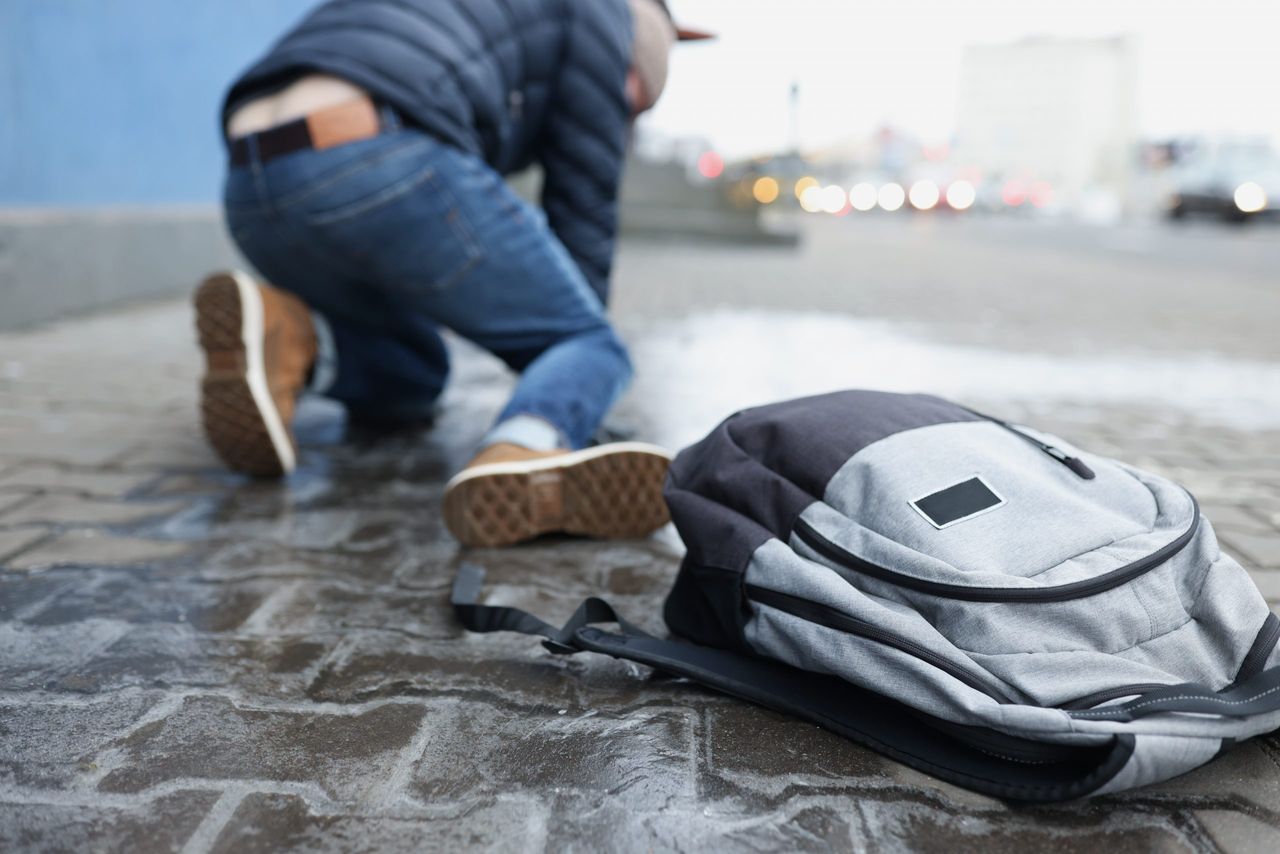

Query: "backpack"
<box><xmin>453</xmin><ymin>390</ymin><xmax>1280</xmax><ymax>802</ymax></box>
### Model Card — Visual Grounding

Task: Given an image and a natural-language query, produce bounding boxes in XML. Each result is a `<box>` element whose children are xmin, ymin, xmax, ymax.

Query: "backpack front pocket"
<box><xmin>746</xmin><ymin>583</ymin><xmax>1017</xmax><ymax>703</ymax></box>
<box><xmin>792</xmin><ymin>501</ymin><xmax>1199</xmax><ymax>604</ymax></box>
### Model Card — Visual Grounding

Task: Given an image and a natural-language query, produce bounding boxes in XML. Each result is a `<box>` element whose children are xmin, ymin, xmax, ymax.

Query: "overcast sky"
<box><xmin>644</xmin><ymin>0</ymin><xmax>1280</xmax><ymax>157</ymax></box>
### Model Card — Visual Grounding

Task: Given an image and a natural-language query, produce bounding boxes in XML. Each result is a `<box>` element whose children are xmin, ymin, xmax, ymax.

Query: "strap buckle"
<box><xmin>541</xmin><ymin>638</ymin><xmax>581</xmax><ymax>656</ymax></box>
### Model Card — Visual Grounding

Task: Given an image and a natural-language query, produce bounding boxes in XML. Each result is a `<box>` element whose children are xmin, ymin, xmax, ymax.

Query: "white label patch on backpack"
<box><xmin>910</xmin><ymin>475</ymin><xmax>1006</xmax><ymax>529</ymax></box>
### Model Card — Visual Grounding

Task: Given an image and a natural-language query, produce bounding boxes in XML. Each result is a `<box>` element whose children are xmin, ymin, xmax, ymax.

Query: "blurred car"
<box><xmin>1166</xmin><ymin>141</ymin><xmax>1280</xmax><ymax>223</ymax></box>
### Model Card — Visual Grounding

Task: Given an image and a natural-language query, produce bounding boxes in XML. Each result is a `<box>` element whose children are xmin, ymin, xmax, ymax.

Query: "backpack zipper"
<box><xmin>792</xmin><ymin>496</ymin><xmax>1199</xmax><ymax>604</ymax></box>
<box><xmin>746</xmin><ymin>583</ymin><xmax>1017</xmax><ymax>703</ymax></box>
<box><xmin>962</xmin><ymin>407</ymin><xmax>1096</xmax><ymax>480</ymax></box>
<box><xmin>1230</xmin><ymin>613</ymin><xmax>1280</xmax><ymax>687</ymax></box>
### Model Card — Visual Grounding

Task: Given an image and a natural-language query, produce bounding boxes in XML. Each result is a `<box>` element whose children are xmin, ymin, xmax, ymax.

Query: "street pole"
<box><xmin>788</xmin><ymin>81</ymin><xmax>800</xmax><ymax>156</ymax></box>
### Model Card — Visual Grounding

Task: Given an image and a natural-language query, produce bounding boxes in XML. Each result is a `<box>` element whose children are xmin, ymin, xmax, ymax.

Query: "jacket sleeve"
<box><xmin>537</xmin><ymin>1</ymin><xmax>632</xmax><ymax>305</ymax></box>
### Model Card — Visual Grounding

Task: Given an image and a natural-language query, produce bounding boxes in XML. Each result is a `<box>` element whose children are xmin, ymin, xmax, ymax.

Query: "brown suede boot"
<box><xmin>194</xmin><ymin>271</ymin><xmax>317</xmax><ymax>477</ymax></box>
<box><xmin>442</xmin><ymin>441</ymin><xmax>673</xmax><ymax>548</ymax></box>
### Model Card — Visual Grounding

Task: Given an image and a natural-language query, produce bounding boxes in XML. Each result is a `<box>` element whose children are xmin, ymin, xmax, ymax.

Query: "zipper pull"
<box><xmin>1039</xmin><ymin>443</ymin><xmax>1097</xmax><ymax>480</ymax></box>
<box><xmin>963</xmin><ymin>406</ymin><xmax>1097</xmax><ymax>480</ymax></box>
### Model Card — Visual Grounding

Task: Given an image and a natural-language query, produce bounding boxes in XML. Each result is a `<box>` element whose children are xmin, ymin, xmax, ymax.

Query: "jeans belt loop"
<box><xmin>379</xmin><ymin>102</ymin><xmax>402</xmax><ymax>133</ymax></box>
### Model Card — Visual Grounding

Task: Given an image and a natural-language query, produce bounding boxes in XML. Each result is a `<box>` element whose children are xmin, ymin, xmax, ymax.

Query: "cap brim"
<box><xmin>676</xmin><ymin>26</ymin><xmax>716</xmax><ymax>42</ymax></box>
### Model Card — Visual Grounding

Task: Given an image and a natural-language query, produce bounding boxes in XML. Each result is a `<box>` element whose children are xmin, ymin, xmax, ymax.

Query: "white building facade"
<box><xmin>955</xmin><ymin>37</ymin><xmax>1138</xmax><ymax>214</ymax></box>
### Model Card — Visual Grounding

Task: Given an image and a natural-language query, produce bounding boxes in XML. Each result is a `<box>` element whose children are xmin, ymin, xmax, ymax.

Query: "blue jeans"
<box><xmin>222</xmin><ymin>112</ymin><xmax>632</xmax><ymax>450</ymax></box>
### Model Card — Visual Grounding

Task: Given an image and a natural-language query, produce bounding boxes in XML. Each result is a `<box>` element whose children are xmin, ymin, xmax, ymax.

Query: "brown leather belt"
<box><xmin>228</xmin><ymin>97</ymin><xmax>389</xmax><ymax>167</ymax></box>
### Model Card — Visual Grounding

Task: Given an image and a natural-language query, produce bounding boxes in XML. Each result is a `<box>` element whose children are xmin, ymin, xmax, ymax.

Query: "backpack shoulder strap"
<box><xmin>451</xmin><ymin>561</ymin><xmax>654</xmax><ymax>655</ymax></box>
<box><xmin>1069</xmin><ymin>667</ymin><xmax>1280</xmax><ymax>722</ymax></box>
<box><xmin>451</xmin><ymin>563</ymin><xmax>1134</xmax><ymax>803</ymax></box>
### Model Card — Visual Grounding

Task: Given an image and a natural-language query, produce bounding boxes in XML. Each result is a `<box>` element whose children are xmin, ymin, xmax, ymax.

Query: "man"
<box><xmin>195</xmin><ymin>0</ymin><xmax>710</xmax><ymax>547</ymax></box>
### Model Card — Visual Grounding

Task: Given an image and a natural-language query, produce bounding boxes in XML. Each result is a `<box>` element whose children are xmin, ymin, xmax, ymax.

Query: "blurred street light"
<box><xmin>753</xmin><ymin>176</ymin><xmax>780</xmax><ymax>204</ymax></box>
<box><xmin>878</xmin><ymin>182</ymin><xmax>906</xmax><ymax>211</ymax></box>
<box><xmin>1234</xmin><ymin>181</ymin><xmax>1268</xmax><ymax>213</ymax></box>
<box><xmin>697</xmin><ymin>151</ymin><xmax>725</xmax><ymax>179</ymax></box>
<box><xmin>1001</xmin><ymin>179</ymin><xmax>1027</xmax><ymax>207</ymax></box>
<box><xmin>908</xmin><ymin>179</ymin><xmax>940</xmax><ymax>210</ymax></box>
<box><xmin>820</xmin><ymin>184</ymin><xmax>847</xmax><ymax>214</ymax></box>
<box><xmin>946</xmin><ymin>180</ymin><xmax>977</xmax><ymax>210</ymax></box>
<box><xmin>850</xmin><ymin>182</ymin><xmax>878</xmax><ymax>211</ymax></box>
<box><xmin>1030</xmin><ymin>180</ymin><xmax>1054</xmax><ymax>209</ymax></box>
<box><xmin>794</xmin><ymin>176</ymin><xmax>819</xmax><ymax>200</ymax></box>
<box><xmin>799</xmin><ymin>185</ymin><xmax>825</xmax><ymax>213</ymax></box>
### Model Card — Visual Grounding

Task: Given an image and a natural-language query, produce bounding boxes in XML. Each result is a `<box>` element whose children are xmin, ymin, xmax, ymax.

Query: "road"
<box><xmin>615</xmin><ymin>215</ymin><xmax>1280</xmax><ymax>361</ymax></box>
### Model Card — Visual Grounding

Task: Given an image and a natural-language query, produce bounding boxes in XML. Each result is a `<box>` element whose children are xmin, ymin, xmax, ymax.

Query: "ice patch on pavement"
<box><xmin>631</xmin><ymin>310</ymin><xmax>1280</xmax><ymax>448</ymax></box>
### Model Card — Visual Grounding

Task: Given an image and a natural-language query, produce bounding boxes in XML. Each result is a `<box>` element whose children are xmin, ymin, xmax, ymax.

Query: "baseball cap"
<box><xmin>653</xmin><ymin>0</ymin><xmax>715</xmax><ymax>41</ymax></box>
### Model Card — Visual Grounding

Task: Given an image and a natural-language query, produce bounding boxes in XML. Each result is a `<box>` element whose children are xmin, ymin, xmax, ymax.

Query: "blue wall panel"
<box><xmin>0</xmin><ymin>0</ymin><xmax>317</xmax><ymax>206</ymax></box>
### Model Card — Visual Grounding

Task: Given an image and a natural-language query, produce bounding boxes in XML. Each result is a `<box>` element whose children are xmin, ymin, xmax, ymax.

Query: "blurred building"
<box><xmin>954</xmin><ymin>36</ymin><xmax>1138</xmax><ymax>216</ymax></box>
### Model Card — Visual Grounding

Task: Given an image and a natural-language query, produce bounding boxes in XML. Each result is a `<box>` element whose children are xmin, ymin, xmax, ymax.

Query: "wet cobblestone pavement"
<box><xmin>3</xmin><ymin>221</ymin><xmax>1280</xmax><ymax>852</ymax></box>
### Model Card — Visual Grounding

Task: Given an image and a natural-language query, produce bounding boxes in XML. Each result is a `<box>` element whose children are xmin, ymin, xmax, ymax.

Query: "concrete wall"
<box><xmin>0</xmin><ymin>1</ymin><xmax>315</xmax><ymax>329</ymax></box>
<box><xmin>0</xmin><ymin>210</ymin><xmax>245</xmax><ymax>331</ymax></box>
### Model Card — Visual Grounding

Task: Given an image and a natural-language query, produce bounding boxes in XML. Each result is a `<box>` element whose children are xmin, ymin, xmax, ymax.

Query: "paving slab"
<box><xmin>209</xmin><ymin>792</ymin><xmax>550</xmax><ymax>854</ymax></box>
<box><xmin>0</xmin><ymin>431</ymin><xmax>139</xmax><ymax>467</ymax></box>
<box><xmin>19</xmin><ymin>570</ymin><xmax>273</xmax><ymax>632</ymax></box>
<box><xmin>0</xmin><ymin>527</ymin><xmax>48</xmax><ymax>563</ymax></box>
<box><xmin>0</xmin><ymin>571</ymin><xmax>77</xmax><ymax>620</ymax></box>
<box><xmin>5</xmin><ymin>529</ymin><xmax>192</xmax><ymax>571</ymax></box>
<box><xmin>0</xmin><ymin>492</ymin><xmax>32</xmax><ymax>517</ymax></box>
<box><xmin>0</xmin><ymin>791</ymin><xmax>220</xmax><ymax>854</ymax></box>
<box><xmin>0</xmin><ymin>691</ymin><xmax>162</xmax><ymax>789</ymax></box>
<box><xmin>44</xmin><ymin>624</ymin><xmax>331</xmax><ymax>697</ymax></box>
<box><xmin>1247</xmin><ymin>570</ymin><xmax>1280</xmax><ymax>603</ymax></box>
<box><xmin>113</xmin><ymin>432</ymin><xmax>225</xmax><ymax>472</ymax></box>
<box><xmin>410</xmin><ymin>699</ymin><xmax>695</xmax><ymax>808</ymax></box>
<box><xmin>0</xmin><ymin>465</ymin><xmax>157</xmax><ymax>498</ymax></box>
<box><xmin>1220</xmin><ymin>529</ymin><xmax>1280</xmax><ymax>570</ymax></box>
<box><xmin>96</xmin><ymin>695</ymin><xmax>426</xmax><ymax>802</ymax></box>
<box><xmin>1198</xmin><ymin>502</ymin><xmax>1278</xmax><ymax>534</ymax></box>
<box><xmin>1195</xmin><ymin>810</ymin><xmax>1280</xmax><ymax>854</ymax></box>
<box><xmin>0</xmin><ymin>494</ymin><xmax>188</xmax><ymax>527</ymax></box>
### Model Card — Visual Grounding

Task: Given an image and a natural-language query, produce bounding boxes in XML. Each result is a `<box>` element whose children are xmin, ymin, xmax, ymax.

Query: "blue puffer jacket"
<box><xmin>224</xmin><ymin>0</ymin><xmax>634</xmax><ymax>303</ymax></box>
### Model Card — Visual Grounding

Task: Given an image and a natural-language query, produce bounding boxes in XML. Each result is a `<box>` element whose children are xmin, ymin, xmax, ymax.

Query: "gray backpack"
<box><xmin>454</xmin><ymin>390</ymin><xmax>1280</xmax><ymax>802</ymax></box>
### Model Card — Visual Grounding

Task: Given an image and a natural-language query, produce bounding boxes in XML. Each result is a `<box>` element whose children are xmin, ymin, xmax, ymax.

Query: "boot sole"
<box><xmin>195</xmin><ymin>271</ymin><xmax>296</xmax><ymax>477</ymax></box>
<box><xmin>443</xmin><ymin>443</ymin><xmax>673</xmax><ymax>548</ymax></box>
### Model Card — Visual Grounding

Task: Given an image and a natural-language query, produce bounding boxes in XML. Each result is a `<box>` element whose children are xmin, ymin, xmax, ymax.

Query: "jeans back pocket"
<box><xmin>295</xmin><ymin>135</ymin><xmax>483</xmax><ymax>294</ymax></box>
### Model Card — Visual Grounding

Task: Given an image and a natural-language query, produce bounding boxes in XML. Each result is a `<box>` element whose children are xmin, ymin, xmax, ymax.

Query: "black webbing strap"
<box><xmin>1070</xmin><ymin>665</ymin><xmax>1280</xmax><ymax>722</ymax></box>
<box><xmin>452</xmin><ymin>562</ymin><xmax>654</xmax><ymax>655</ymax></box>
<box><xmin>450</xmin><ymin>563</ymin><xmax>1135</xmax><ymax>803</ymax></box>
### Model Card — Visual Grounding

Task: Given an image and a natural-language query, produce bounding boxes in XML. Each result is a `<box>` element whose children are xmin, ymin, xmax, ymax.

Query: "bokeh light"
<box><xmin>1001</xmin><ymin>180</ymin><xmax>1027</xmax><ymax>207</ymax></box>
<box><xmin>799</xmin><ymin>185</ymin><xmax>825</xmax><ymax>213</ymax></box>
<box><xmin>1030</xmin><ymin>180</ymin><xmax>1054</xmax><ymax>209</ymax></box>
<box><xmin>849</xmin><ymin>182</ymin><xmax>878</xmax><ymax>211</ymax></box>
<box><xmin>820</xmin><ymin>184</ymin><xmax>847</xmax><ymax>214</ymax></box>
<box><xmin>908</xmin><ymin>180</ymin><xmax>940</xmax><ymax>211</ymax></box>
<box><xmin>1234</xmin><ymin>181</ymin><xmax>1267</xmax><ymax>213</ymax></box>
<box><xmin>878</xmin><ymin>182</ymin><xmax>906</xmax><ymax>212</ymax></box>
<box><xmin>752</xmin><ymin>176</ymin><xmax>780</xmax><ymax>204</ymax></box>
<box><xmin>945</xmin><ymin>180</ymin><xmax>976</xmax><ymax>211</ymax></box>
<box><xmin>794</xmin><ymin>176</ymin><xmax>820</xmax><ymax>200</ymax></box>
<box><xmin>697</xmin><ymin>151</ymin><xmax>725</xmax><ymax>179</ymax></box>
